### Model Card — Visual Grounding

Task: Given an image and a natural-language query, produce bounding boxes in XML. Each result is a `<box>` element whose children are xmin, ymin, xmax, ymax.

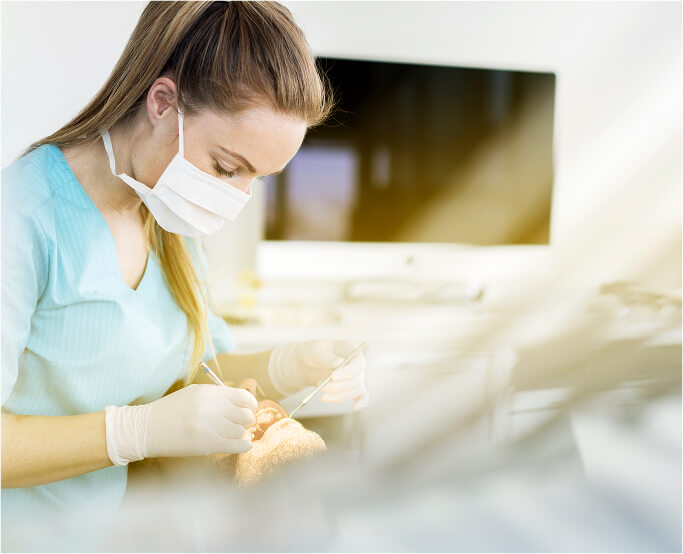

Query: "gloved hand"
<box><xmin>104</xmin><ymin>383</ymin><xmax>257</xmax><ymax>466</ymax></box>
<box><xmin>267</xmin><ymin>339</ymin><xmax>369</xmax><ymax>411</ymax></box>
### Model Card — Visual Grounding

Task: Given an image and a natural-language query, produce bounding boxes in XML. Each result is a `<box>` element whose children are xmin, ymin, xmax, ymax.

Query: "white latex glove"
<box><xmin>104</xmin><ymin>383</ymin><xmax>257</xmax><ymax>466</ymax></box>
<box><xmin>267</xmin><ymin>339</ymin><xmax>369</xmax><ymax>411</ymax></box>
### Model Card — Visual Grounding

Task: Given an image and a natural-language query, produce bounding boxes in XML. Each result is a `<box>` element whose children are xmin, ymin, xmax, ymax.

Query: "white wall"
<box><xmin>1</xmin><ymin>1</ymin><xmax>147</xmax><ymax>163</ymax></box>
<box><xmin>2</xmin><ymin>1</ymin><xmax>680</xmax><ymax>290</ymax></box>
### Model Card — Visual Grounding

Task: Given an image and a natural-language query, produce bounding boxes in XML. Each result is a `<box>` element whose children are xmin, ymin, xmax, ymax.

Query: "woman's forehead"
<box><xmin>198</xmin><ymin>107</ymin><xmax>307</xmax><ymax>173</ymax></box>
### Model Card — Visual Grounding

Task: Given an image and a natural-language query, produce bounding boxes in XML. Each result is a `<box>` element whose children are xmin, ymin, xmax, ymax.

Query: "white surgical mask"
<box><xmin>101</xmin><ymin>110</ymin><xmax>253</xmax><ymax>237</ymax></box>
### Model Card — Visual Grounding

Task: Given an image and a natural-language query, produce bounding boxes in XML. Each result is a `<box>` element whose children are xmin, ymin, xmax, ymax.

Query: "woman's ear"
<box><xmin>145</xmin><ymin>77</ymin><xmax>178</xmax><ymax>138</ymax></box>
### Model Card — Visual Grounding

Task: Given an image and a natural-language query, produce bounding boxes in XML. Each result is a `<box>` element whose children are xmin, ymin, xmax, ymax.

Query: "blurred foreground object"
<box><xmin>2</xmin><ymin>285</ymin><xmax>679</xmax><ymax>552</ymax></box>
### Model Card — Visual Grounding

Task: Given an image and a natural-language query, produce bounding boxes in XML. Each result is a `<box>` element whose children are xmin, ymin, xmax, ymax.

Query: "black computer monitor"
<box><xmin>264</xmin><ymin>57</ymin><xmax>555</xmax><ymax>246</ymax></box>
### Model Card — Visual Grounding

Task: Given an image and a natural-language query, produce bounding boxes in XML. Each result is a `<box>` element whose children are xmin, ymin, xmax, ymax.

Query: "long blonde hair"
<box><xmin>21</xmin><ymin>1</ymin><xmax>335</xmax><ymax>385</ymax></box>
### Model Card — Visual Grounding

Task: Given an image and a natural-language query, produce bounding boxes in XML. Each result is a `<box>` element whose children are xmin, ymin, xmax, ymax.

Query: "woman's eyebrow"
<box><xmin>217</xmin><ymin>145</ymin><xmax>283</xmax><ymax>176</ymax></box>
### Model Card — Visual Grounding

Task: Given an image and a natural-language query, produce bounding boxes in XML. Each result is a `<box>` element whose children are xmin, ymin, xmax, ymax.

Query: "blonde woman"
<box><xmin>1</xmin><ymin>1</ymin><xmax>368</xmax><ymax>523</ymax></box>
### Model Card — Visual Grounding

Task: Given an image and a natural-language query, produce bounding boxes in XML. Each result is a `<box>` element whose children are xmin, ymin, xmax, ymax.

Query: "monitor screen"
<box><xmin>264</xmin><ymin>57</ymin><xmax>555</xmax><ymax>245</ymax></box>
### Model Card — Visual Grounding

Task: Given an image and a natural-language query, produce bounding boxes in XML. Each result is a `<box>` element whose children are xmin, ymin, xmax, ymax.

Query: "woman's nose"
<box><xmin>236</xmin><ymin>177</ymin><xmax>254</xmax><ymax>195</ymax></box>
<box><xmin>226</xmin><ymin>179</ymin><xmax>251</xmax><ymax>194</ymax></box>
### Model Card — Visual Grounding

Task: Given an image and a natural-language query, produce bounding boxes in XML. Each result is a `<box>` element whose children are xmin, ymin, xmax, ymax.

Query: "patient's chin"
<box><xmin>209</xmin><ymin>400</ymin><xmax>327</xmax><ymax>486</ymax></box>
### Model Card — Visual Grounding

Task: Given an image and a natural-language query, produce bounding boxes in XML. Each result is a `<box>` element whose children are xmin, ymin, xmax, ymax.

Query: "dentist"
<box><xmin>1</xmin><ymin>1</ymin><xmax>368</xmax><ymax>523</ymax></box>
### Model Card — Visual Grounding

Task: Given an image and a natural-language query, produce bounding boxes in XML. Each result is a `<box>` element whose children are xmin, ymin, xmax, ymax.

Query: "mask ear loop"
<box><xmin>177</xmin><ymin>109</ymin><xmax>185</xmax><ymax>159</ymax></box>
<box><xmin>101</xmin><ymin>131</ymin><xmax>118</xmax><ymax>175</ymax></box>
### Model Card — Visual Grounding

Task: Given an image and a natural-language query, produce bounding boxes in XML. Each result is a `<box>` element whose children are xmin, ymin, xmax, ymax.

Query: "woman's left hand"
<box><xmin>268</xmin><ymin>339</ymin><xmax>370</xmax><ymax>411</ymax></box>
<box><xmin>318</xmin><ymin>340</ymin><xmax>369</xmax><ymax>411</ymax></box>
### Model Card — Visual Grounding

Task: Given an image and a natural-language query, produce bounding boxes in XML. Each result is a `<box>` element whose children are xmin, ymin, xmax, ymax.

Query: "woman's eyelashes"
<box><xmin>213</xmin><ymin>160</ymin><xmax>237</xmax><ymax>179</ymax></box>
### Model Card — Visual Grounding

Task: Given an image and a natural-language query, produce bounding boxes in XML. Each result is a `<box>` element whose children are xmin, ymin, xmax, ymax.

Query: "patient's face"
<box><xmin>209</xmin><ymin>394</ymin><xmax>327</xmax><ymax>486</ymax></box>
<box><xmin>236</xmin><ymin>405</ymin><xmax>327</xmax><ymax>486</ymax></box>
<box><xmin>249</xmin><ymin>400</ymin><xmax>289</xmax><ymax>441</ymax></box>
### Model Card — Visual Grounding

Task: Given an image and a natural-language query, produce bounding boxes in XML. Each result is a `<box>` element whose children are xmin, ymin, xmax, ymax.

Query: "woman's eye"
<box><xmin>213</xmin><ymin>161</ymin><xmax>236</xmax><ymax>180</ymax></box>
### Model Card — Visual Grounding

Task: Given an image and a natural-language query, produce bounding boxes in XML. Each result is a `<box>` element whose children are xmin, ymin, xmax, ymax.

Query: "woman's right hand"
<box><xmin>104</xmin><ymin>384</ymin><xmax>257</xmax><ymax>466</ymax></box>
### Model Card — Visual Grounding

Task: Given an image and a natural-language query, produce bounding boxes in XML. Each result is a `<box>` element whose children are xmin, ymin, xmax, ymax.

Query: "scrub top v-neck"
<box><xmin>1</xmin><ymin>143</ymin><xmax>237</xmax><ymax>524</ymax></box>
<box><xmin>68</xmin><ymin>150</ymin><xmax>155</xmax><ymax>296</ymax></box>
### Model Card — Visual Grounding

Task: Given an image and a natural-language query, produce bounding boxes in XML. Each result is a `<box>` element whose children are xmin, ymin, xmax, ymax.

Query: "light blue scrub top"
<box><xmin>1</xmin><ymin>143</ymin><xmax>236</xmax><ymax>522</ymax></box>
